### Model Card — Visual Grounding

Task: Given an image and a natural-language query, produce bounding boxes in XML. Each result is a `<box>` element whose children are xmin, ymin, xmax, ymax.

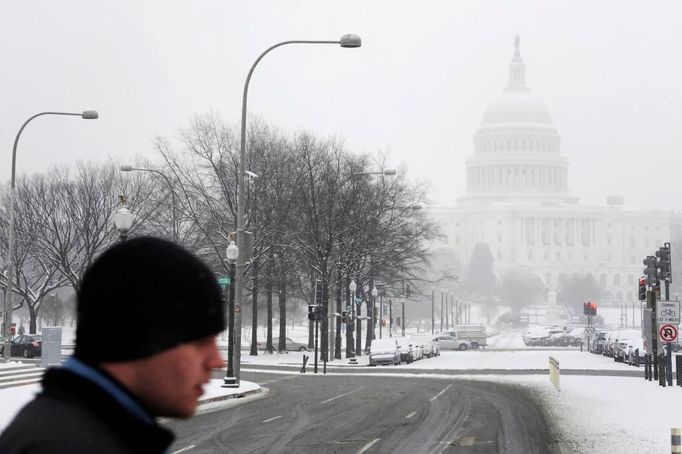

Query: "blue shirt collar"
<box><xmin>63</xmin><ymin>357</ymin><xmax>154</xmax><ymax>425</ymax></box>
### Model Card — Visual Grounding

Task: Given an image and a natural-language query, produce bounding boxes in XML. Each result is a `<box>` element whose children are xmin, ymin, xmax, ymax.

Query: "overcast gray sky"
<box><xmin>1</xmin><ymin>1</ymin><xmax>680</xmax><ymax>211</ymax></box>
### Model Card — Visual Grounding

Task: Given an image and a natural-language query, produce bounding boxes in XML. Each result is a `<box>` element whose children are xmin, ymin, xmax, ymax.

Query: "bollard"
<box><xmin>645</xmin><ymin>354</ymin><xmax>651</xmax><ymax>381</ymax></box>
<box><xmin>301</xmin><ymin>354</ymin><xmax>309</xmax><ymax>374</ymax></box>
<box><xmin>672</xmin><ymin>428</ymin><xmax>681</xmax><ymax>454</ymax></box>
<box><xmin>549</xmin><ymin>356</ymin><xmax>560</xmax><ymax>391</ymax></box>
<box><xmin>635</xmin><ymin>349</ymin><xmax>640</xmax><ymax>368</ymax></box>
<box><xmin>660</xmin><ymin>355</ymin><xmax>667</xmax><ymax>387</ymax></box>
<box><xmin>677</xmin><ymin>356</ymin><xmax>682</xmax><ymax>387</ymax></box>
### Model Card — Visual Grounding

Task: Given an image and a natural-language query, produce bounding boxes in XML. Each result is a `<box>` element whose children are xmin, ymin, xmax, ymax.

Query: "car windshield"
<box><xmin>1</xmin><ymin>4</ymin><xmax>680</xmax><ymax>453</ymax></box>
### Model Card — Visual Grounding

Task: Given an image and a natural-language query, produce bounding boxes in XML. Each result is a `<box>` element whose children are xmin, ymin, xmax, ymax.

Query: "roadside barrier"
<box><xmin>672</xmin><ymin>428</ymin><xmax>681</xmax><ymax>453</ymax></box>
<box><xmin>549</xmin><ymin>356</ymin><xmax>560</xmax><ymax>391</ymax></box>
<box><xmin>301</xmin><ymin>354</ymin><xmax>308</xmax><ymax>374</ymax></box>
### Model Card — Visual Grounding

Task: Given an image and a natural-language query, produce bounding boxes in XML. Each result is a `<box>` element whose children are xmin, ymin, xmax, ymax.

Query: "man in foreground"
<box><xmin>0</xmin><ymin>237</ymin><xmax>226</xmax><ymax>453</ymax></box>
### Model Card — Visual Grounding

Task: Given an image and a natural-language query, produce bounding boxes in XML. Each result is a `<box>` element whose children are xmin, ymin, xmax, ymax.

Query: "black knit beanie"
<box><xmin>75</xmin><ymin>237</ymin><xmax>226</xmax><ymax>363</ymax></box>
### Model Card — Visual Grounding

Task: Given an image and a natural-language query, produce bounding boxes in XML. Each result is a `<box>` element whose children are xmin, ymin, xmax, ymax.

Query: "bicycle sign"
<box><xmin>659</xmin><ymin>324</ymin><xmax>678</xmax><ymax>343</ymax></box>
<box><xmin>656</xmin><ymin>301</ymin><xmax>680</xmax><ymax>324</ymax></box>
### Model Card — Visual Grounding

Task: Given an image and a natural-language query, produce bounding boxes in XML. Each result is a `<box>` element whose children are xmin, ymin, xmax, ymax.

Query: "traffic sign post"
<box><xmin>658</xmin><ymin>323</ymin><xmax>678</xmax><ymax>387</ymax></box>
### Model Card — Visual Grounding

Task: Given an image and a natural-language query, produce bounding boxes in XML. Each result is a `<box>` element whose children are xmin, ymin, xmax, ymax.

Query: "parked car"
<box><xmin>10</xmin><ymin>334</ymin><xmax>42</xmax><ymax>358</ymax></box>
<box><xmin>603</xmin><ymin>331</ymin><xmax>619</xmax><ymax>357</ymax></box>
<box><xmin>395</xmin><ymin>337</ymin><xmax>415</xmax><ymax>363</ymax></box>
<box><xmin>626</xmin><ymin>338</ymin><xmax>646</xmax><ymax>366</ymax></box>
<box><xmin>369</xmin><ymin>338</ymin><xmax>401</xmax><ymax>366</ymax></box>
<box><xmin>614</xmin><ymin>337</ymin><xmax>638</xmax><ymax>362</ymax></box>
<box><xmin>411</xmin><ymin>335</ymin><xmax>438</xmax><ymax>358</ymax></box>
<box><xmin>547</xmin><ymin>331</ymin><xmax>583</xmax><ymax>347</ymax></box>
<box><xmin>257</xmin><ymin>337</ymin><xmax>308</xmax><ymax>351</ymax></box>
<box><xmin>591</xmin><ymin>331</ymin><xmax>608</xmax><ymax>354</ymax></box>
<box><xmin>436</xmin><ymin>335</ymin><xmax>470</xmax><ymax>351</ymax></box>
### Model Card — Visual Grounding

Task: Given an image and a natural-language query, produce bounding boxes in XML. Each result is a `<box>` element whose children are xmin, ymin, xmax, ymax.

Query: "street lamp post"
<box><xmin>3</xmin><ymin>110</ymin><xmax>98</xmax><ymax>361</ymax></box>
<box><xmin>371</xmin><ymin>286</ymin><xmax>378</xmax><ymax>343</ymax></box>
<box><xmin>348</xmin><ymin>279</ymin><xmax>357</xmax><ymax>358</ymax></box>
<box><xmin>120</xmin><ymin>165</ymin><xmax>178</xmax><ymax>240</ymax></box>
<box><xmin>113</xmin><ymin>195</ymin><xmax>134</xmax><ymax>242</ymax></box>
<box><xmin>223</xmin><ymin>239</ymin><xmax>239</xmax><ymax>387</ymax></box>
<box><xmin>233</xmin><ymin>35</ymin><xmax>361</xmax><ymax>385</ymax></box>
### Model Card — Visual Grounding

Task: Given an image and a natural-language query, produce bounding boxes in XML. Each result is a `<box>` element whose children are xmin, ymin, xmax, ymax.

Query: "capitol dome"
<box><xmin>458</xmin><ymin>36</ymin><xmax>577</xmax><ymax>207</ymax></box>
<box><xmin>482</xmin><ymin>92</ymin><xmax>553</xmax><ymax>125</ymax></box>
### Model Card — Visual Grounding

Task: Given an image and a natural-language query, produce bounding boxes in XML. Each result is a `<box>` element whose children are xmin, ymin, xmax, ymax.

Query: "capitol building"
<box><xmin>429</xmin><ymin>37</ymin><xmax>682</xmax><ymax>311</ymax></box>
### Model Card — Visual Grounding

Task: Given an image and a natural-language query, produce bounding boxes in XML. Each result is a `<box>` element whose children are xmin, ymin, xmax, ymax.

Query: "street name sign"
<box><xmin>656</xmin><ymin>301</ymin><xmax>680</xmax><ymax>324</ymax></box>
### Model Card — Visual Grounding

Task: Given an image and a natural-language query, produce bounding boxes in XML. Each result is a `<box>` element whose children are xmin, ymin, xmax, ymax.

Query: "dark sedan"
<box><xmin>10</xmin><ymin>334</ymin><xmax>42</xmax><ymax>358</ymax></box>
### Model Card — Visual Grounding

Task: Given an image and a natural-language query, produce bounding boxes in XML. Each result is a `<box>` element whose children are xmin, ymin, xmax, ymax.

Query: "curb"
<box><xmin>197</xmin><ymin>386</ymin><xmax>267</xmax><ymax>406</ymax></box>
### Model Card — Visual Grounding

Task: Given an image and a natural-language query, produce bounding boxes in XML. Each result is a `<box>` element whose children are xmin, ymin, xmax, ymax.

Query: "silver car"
<box><xmin>436</xmin><ymin>335</ymin><xmax>471</xmax><ymax>351</ymax></box>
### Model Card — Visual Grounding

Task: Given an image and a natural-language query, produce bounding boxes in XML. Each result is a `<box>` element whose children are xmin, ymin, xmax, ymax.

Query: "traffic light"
<box><xmin>341</xmin><ymin>311</ymin><xmax>348</xmax><ymax>324</ymax></box>
<box><xmin>638</xmin><ymin>277</ymin><xmax>647</xmax><ymax>301</ymax></box>
<box><xmin>308</xmin><ymin>304</ymin><xmax>316</xmax><ymax>321</ymax></box>
<box><xmin>583</xmin><ymin>301</ymin><xmax>597</xmax><ymax>316</ymax></box>
<box><xmin>656</xmin><ymin>245</ymin><xmax>672</xmax><ymax>283</ymax></box>
<box><xmin>643</xmin><ymin>255</ymin><xmax>658</xmax><ymax>287</ymax></box>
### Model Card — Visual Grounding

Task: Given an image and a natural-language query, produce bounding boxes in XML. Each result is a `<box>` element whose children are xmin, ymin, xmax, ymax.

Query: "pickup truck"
<box><xmin>441</xmin><ymin>325</ymin><xmax>487</xmax><ymax>349</ymax></box>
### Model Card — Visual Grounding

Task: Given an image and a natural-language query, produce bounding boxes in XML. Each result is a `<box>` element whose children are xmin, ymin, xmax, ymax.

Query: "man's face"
<box><xmin>133</xmin><ymin>335</ymin><xmax>224</xmax><ymax>418</ymax></box>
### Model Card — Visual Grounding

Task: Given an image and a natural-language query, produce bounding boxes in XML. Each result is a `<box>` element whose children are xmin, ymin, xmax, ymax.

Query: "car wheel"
<box><xmin>298</xmin><ymin>346</ymin><xmax>307</xmax><ymax>351</ymax></box>
<box><xmin>471</xmin><ymin>342</ymin><xmax>479</xmax><ymax>350</ymax></box>
<box><xmin>459</xmin><ymin>344</ymin><xmax>468</xmax><ymax>351</ymax></box>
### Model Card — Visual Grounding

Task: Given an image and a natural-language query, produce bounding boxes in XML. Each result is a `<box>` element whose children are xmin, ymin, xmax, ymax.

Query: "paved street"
<box><xmin>166</xmin><ymin>370</ymin><xmax>559</xmax><ymax>454</ymax></box>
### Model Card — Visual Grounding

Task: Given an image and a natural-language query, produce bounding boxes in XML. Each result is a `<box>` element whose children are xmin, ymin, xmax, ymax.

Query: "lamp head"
<box><xmin>226</xmin><ymin>240</ymin><xmax>239</xmax><ymax>262</ymax></box>
<box><xmin>120</xmin><ymin>164</ymin><xmax>134</xmax><ymax>172</ymax></box>
<box><xmin>349</xmin><ymin>279</ymin><xmax>357</xmax><ymax>293</ymax></box>
<box><xmin>383</xmin><ymin>169</ymin><xmax>397</xmax><ymax>176</ymax></box>
<box><xmin>81</xmin><ymin>110</ymin><xmax>99</xmax><ymax>119</ymax></box>
<box><xmin>339</xmin><ymin>34</ymin><xmax>362</xmax><ymax>48</ymax></box>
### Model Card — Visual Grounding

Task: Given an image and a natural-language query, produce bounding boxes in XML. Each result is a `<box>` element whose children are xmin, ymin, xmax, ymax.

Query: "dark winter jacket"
<box><xmin>0</xmin><ymin>367</ymin><xmax>174</xmax><ymax>453</ymax></box>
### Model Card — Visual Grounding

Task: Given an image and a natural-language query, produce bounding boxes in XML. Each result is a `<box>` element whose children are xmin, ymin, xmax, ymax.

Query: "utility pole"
<box><xmin>389</xmin><ymin>299</ymin><xmax>393</xmax><ymax>337</ymax></box>
<box><xmin>431</xmin><ymin>289</ymin><xmax>435</xmax><ymax>335</ymax></box>
<box><xmin>401</xmin><ymin>298</ymin><xmax>406</xmax><ymax>337</ymax></box>
<box><xmin>440</xmin><ymin>291</ymin><xmax>444</xmax><ymax>332</ymax></box>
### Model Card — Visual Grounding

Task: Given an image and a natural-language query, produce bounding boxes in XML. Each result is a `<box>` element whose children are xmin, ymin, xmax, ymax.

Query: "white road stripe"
<box><xmin>320</xmin><ymin>389</ymin><xmax>356</xmax><ymax>404</ymax></box>
<box><xmin>263</xmin><ymin>416</ymin><xmax>282</xmax><ymax>423</ymax></box>
<box><xmin>405</xmin><ymin>411</ymin><xmax>416</xmax><ymax>419</ymax></box>
<box><xmin>171</xmin><ymin>445</ymin><xmax>196</xmax><ymax>454</ymax></box>
<box><xmin>430</xmin><ymin>384</ymin><xmax>452</xmax><ymax>402</ymax></box>
<box><xmin>357</xmin><ymin>438</ymin><xmax>381</xmax><ymax>454</ymax></box>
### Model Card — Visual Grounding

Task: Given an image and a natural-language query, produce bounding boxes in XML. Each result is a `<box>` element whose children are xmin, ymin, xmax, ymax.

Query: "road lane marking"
<box><xmin>430</xmin><ymin>384</ymin><xmax>452</xmax><ymax>402</ymax></box>
<box><xmin>405</xmin><ymin>411</ymin><xmax>416</xmax><ymax>419</ymax></box>
<box><xmin>171</xmin><ymin>445</ymin><xmax>195</xmax><ymax>453</ymax></box>
<box><xmin>263</xmin><ymin>416</ymin><xmax>282</xmax><ymax>423</ymax></box>
<box><xmin>357</xmin><ymin>438</ymin><xmax>380</xmax><ymax>453</ymax></box>
<box><xmin>320</xmin><ymin>389</ymin><xmax>356</xmax><ymax>404</ymax></box>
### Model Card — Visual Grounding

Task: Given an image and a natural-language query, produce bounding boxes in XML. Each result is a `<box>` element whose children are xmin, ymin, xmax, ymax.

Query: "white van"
<box><xmin>369</xmin><ymin>338</ymin><xmax>401</xmax><ymax>366</ymax></box>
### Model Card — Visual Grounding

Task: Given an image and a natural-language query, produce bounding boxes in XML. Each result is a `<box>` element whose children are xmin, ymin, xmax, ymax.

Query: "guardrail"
<box><xmin>549</xmin><ymin>356</ymin><xmax>560</xmax><ymax>391</ymax></box>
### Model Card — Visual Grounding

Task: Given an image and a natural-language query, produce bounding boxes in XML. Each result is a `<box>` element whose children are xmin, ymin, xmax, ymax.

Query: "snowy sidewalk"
<box><xmin>0</xmin><ymin>376</ymin><xmax>263</xmax><ymax>433</ymax></box>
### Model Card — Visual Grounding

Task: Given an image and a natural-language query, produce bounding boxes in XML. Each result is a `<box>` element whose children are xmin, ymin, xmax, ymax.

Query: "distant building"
<box><xmin>429</xmin><ymin>36</ymin><xmax>682</xmax><ymax>308</ymax></box>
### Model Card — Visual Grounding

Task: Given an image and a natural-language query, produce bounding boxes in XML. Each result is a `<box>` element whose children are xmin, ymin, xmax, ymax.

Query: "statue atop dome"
<box><xmin>506</xmin><ymin>35</ymin><xmax>528</xmax><ymax>92</ymax></box>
